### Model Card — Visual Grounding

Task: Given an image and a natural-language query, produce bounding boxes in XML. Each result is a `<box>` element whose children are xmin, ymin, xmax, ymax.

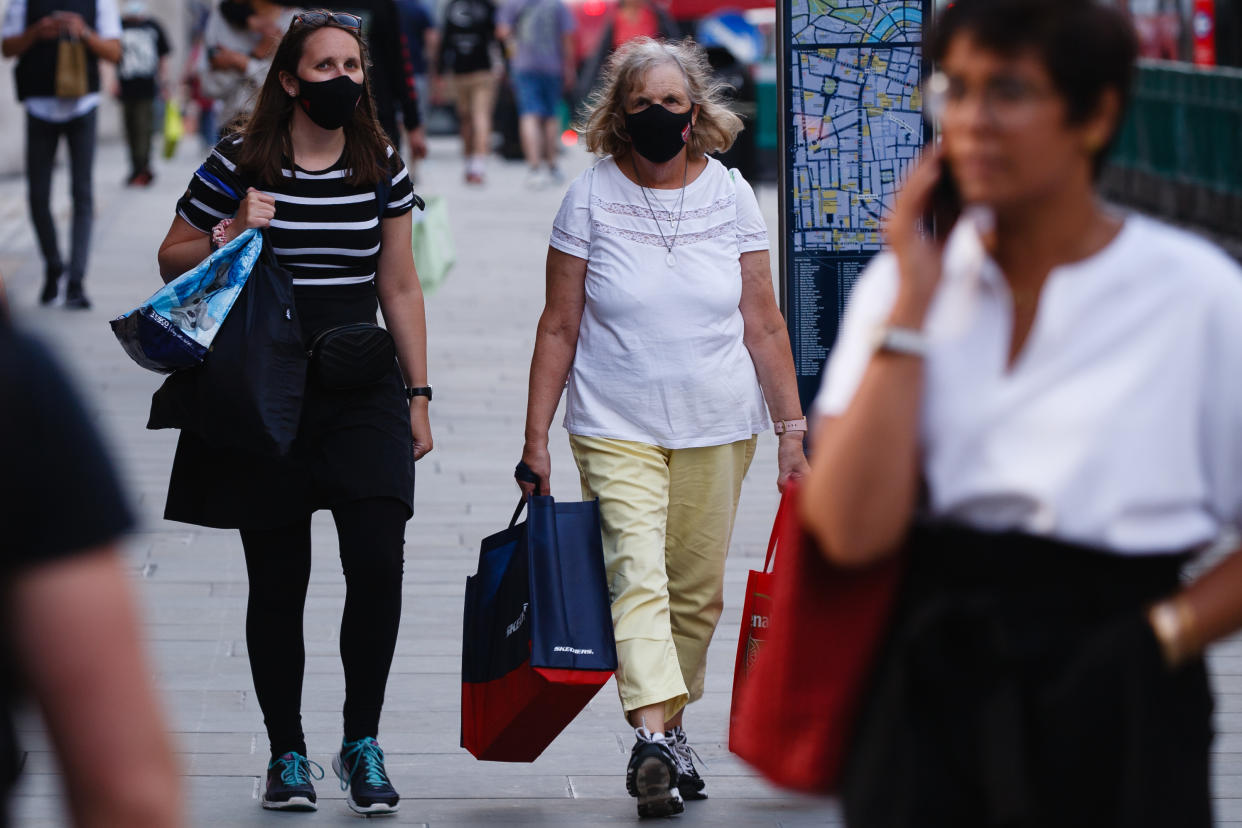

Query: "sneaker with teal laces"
<box><xmin>332</xmin><ymin>736</ymin><xmax>400</xmax><ymax>815</ymax></box>
<box><xmin>261</xmin><ymin>752</ymin><xmax>324</xmax><ymax>811</ymax></box>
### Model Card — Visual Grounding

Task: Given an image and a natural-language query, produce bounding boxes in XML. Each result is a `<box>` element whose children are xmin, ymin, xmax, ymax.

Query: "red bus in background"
<box><xmin>567</xmin><ymin>0</ymin><xmax>775</xmax><ymax>64</ymax></box>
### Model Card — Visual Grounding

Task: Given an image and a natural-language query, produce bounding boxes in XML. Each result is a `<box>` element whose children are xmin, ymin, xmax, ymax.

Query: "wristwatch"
<box><xmin>405</xmin><ymin>385</ymin><xmax>433</xmax><ymax>401</ymax></box>
<box><xmin>871</xmin><ymin>325</ymin><xmax>928</xmax><ymax>358</ymax></box>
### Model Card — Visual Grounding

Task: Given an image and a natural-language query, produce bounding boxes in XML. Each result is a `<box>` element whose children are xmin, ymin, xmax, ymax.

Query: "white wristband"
<box><xmin>871</xmin><ymin>324</ymin><xmax>927</xmax><ymax>357</ymax></box>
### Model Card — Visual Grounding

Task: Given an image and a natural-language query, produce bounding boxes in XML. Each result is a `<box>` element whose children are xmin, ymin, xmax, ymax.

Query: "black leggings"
<box><xmin>239</xmin><ymin>497</ymin><xmax>407</xmax><ymax>758</ymax></box>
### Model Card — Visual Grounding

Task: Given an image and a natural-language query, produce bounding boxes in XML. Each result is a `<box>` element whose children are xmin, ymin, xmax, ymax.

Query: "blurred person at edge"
<box><xmin>199</xmin><ymin>0</ymin><xmax>299</xmax><ymax>134</ymax></box>
<box><xmin>0</xmin><ymin>315</ymin><xmax>181</xmax><ymax>828</ymax></box>
<box><xmin>433</xmin><ymin>0</ymin><xmax>498</xmax><ymax>184</ymax></box>
<box><xmin>0</xmin><ymin>0</ymin><xmax>121</xmax><ymax>310</ymax></box>
<box><xmin>115</xmin><ymin>0</ymin><xmax>170</xmax><ymax>187</ymax></box>
<box><xmin>157</xmin><ymin>10</ymin><xmax>432</xmax><ymax>816</ymax></box>
<box><xmin>574</xmin><ymin>0</ymin><xmax>674</xmax><ymax>110</ymax></box>
<box><xmin>519</xmin><ymin>37</ymin><xmax>807</xmax><ymax>819</ymax></box>
<box><xmin>800</xmin><ymin>1</ymin><xmax>1242</xmax><ymax>826</ymax></box>
<box><xmin>328</xmin><ymin>0</ymin><xmax>427</xmax><ymax>160</ymax></box>
<box><xmin>496</xmin><ymin>0</ymin><xmax>574</xmax><ymax>189</ymax></box>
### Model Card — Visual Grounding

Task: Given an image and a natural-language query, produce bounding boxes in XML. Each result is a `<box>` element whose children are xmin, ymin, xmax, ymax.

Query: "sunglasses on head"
<box><xmin>290</xmin><ymin>11</ymin><xmax>362</xmax><ymax>31</ymax></box>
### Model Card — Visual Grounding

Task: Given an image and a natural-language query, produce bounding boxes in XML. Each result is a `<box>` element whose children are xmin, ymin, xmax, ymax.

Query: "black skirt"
<box><xmin>842</xmin><ymin>524</ymin><xmax>1213</xmax><ymax>828</ymax></box>
<box><xmin>164</xmin><ymin>284</ymin><xmax>415</xmax><ymax>530</ymax></box>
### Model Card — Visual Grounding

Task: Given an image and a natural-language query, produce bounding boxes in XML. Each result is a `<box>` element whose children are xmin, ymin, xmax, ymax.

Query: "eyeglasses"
<box><xmin>290</xmin><ymin>11</ymin><xmax>362</xmax><ymax>31</ymax></box>
<box><xmin>923</xmin><ymin>70</ymin><xmax>1054</xmax><ymax>129</ymax></box>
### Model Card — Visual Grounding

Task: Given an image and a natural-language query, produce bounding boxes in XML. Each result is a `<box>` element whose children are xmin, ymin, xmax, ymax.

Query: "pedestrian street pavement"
<box><xmin>4</xmin><ymin>134</ymin><xmax>1242</xmax><ymax>826</ymax></box>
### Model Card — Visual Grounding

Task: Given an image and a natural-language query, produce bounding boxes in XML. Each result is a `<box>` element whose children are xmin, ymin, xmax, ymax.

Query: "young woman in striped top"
<box><xmin>156</xmin><ymin>10</ymin><xmax>431</xmax><ymax>816</ymax></box>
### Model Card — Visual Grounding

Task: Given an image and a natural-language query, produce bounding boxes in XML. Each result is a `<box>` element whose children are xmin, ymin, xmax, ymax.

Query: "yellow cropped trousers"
<box><xmin>569</xmin><ymin>434</ymin><xmax>757</xmax><ymax>722</ymax></box>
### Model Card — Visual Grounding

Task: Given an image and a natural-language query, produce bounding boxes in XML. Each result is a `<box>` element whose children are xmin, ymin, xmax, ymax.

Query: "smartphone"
<box><xmin>928</xmin><ymin>158</ymin><xmax>962</xmax><ymax>239</ymax></box>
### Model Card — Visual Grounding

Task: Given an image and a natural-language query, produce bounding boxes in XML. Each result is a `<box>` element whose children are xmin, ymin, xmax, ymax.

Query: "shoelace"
<box><xmin>668</xmin><ymin>728</ymin><xmax>707</xmax><ymax>776</ymax></box>
<box><xmin>339</xmin><ymin>738</ymin><xmax>390</xmax><ymax>791</ymax></box>
<box><xmin>271</xmin><ymin>753</ymin><xmax>324</xmax><ymax>786</ymax></box>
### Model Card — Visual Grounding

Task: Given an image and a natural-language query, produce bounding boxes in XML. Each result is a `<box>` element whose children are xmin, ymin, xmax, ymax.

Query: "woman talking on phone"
<box><xmin>802</xmin><ymin>0</ymin><xmax>1242</xmax><ymax>825</ymax></box>
<box><xmin>156</xmin><ymin>10</ymin><xmax>431</xmax><ymax>816</ymax></box>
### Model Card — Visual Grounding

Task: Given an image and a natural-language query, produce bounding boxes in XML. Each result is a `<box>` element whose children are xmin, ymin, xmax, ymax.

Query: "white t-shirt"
<box><xmin>1</xmin><ymin>0</ymin><xmax>122</xmax><ymax>122</ymax></box>
<box><xmin>549</xmin><ymin>155</ymin><xmax>771</xmax><ymax>449</ymax></box>
<box><xmin>814</xmin><ymin>211</ymin><xmax>1242</xmax><ymax>555</ymax></box>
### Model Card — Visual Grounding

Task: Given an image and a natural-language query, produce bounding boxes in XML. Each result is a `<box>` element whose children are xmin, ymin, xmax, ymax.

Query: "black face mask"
<box><xmin>295</xmin><ymin>74</ymin><xmax>364</xmax><ymax>131</ymax></box>
<box><xmin>624</xmin><ymin>104</ymin><xmax>694</xmax><ymax>164</ymax></box>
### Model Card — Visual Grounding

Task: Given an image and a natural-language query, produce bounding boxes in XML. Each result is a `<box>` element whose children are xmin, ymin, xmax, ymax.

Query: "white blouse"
<box><xmin>813</xmin><ymin>212</ymin><xmax>1242</xmax><ymax>554</ymax></box>
<box><xmin>549</xmin><ymin>156</ymin><xmax>771</xmax><ymax>449</ymax></box>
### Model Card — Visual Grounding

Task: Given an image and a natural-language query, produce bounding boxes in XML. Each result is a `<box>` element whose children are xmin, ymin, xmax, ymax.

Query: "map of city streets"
<box><xmin>781</xmin><ymin>1</ymin><xmax>927</xmax><ymax>407</ymax></box>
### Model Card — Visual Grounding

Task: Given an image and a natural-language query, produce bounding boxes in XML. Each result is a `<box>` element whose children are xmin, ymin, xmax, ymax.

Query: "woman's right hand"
<box><xmin>886</xmin><ymin>149</ymin><xmax>951</xmax><ymax>327</ymax></box>
<box><xmin>518</xmin><ymin>441</ymin><xmax>552</xmax><ymax>498</ymax></box>
<box><xmin>227</xmin><ymin>187</ymin><xmax>276</xmax><ymax>242</ymax></box>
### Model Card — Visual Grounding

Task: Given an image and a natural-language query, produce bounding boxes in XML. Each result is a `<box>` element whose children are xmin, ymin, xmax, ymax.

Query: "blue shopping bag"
<box><xmin>110</xmin><ymin>228</ymin><xmax>262</xmax><ymax>373</ymax></box>
<box><xmin>462</xmin><ymin>484</ymin><xmax>617</xmax><ymax>762</ymax></box>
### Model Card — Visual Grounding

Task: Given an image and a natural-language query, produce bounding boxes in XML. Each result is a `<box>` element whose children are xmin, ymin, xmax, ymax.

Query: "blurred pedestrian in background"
<box><xmin>575</xmin><ymin>0</ymin><xmax>673</xmax><ymax>108</ymax></box>
<box><xmin>395</xmin><ymin>0</ymin><xmax>435</xmax><ymax>178</ymax></box>
<box><xmin>496</xmin><ymin>0</ymin><xmax>573</xmax><ymax>188</ymax></box>
<box><xmin>802</xmin><ymin>1</ymin><xmax>1242</xmax><ymax>825</ymax></box>
<box><xmin>1</xmin><ymin>0</ymin><xmax>121</xmax><ymax>309</ymax></box>
<box><xmin>200</xmin><ymin>0</ymin><xmax>298</xmax><ymax>133</ymax></box>
<box><xmin>519</xmin><ymin>37</ymin><xmax>806</xmax><ymax>819</ymax></box>
<box><xmin>1</xmin><ymin>316</ymin><xmax>181</xmax><ymax>828</ymax></box>
<box><xmin>157</xmin><ymin>9</ymin><xmax>432</xmax><ymax>815</ymax></box>
<box><xmin>434</xmin><ymin>0</ymin><xmax>498</xmax><ymax>184</ymax></box>
<box><xmin>116</xmin><ymin>0</ymin><xmax>170</xmax><ymax>186</ymax></box>
<box><xmin>332</xmin><ymin>0</ymin><xmax>427</xmax><ymax>159</ymax></box>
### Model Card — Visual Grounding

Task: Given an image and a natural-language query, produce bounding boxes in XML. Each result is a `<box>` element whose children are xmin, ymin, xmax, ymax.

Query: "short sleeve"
<box><xmin>383</xmin><ymin>146</ymin><xmax>416</xmax><ymax>218</ymax></box>
<box><xmin>731</xmin><ymin>168</ymin><xmax>768</xmax><ymax>252</ymax></box>
<box><xmin>549</xmin><ymin>166</ymin><xmax>593</xmax><ymax>259</ymax></box>
<box><xmin>1200</xmin><ymin>258</ymin><xmax>1242</xmax><ymax>530</ymax></box>
<box><xmin>95</xmin><ymin>0</ymin><xmax>122</xmax><ymax>39</ymax></box>
<box><xmin>176</xmin><ymin>135</ymin><xmax>246</xmax><ymax>233</ymax></box>
<box><xmin>0</xmin><ymin>329</ymin><xmax>134</xmax><ymax>570</ymax></box>
<box><xmin>1</xmin><ymin>0</ymin><xmax>26</xmax><ymax>39</ymax></box>
<box><xmin>811</xmin><ymin>252</ymin><xmax>899</xmax><ymax>419</ymax></box>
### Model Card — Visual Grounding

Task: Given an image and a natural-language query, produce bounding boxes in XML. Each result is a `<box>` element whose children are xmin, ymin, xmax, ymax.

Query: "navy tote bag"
<box><xmin>462</xmin><ymin>489</ymin><xmax>617</xmax><ymax>762</ymax></box>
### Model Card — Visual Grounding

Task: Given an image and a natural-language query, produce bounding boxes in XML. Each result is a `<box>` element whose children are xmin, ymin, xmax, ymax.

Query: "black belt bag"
<box><xmin>307</xmin><ymin>323</ymin><xmax>396</xmax><ymax>390</ymax></box>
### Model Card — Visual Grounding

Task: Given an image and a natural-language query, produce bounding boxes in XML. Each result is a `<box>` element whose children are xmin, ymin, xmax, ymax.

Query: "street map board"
<box><xmin>779</xmin><ymin>1</ymin><xmax>928</xmax><ymax>409</ymax></box>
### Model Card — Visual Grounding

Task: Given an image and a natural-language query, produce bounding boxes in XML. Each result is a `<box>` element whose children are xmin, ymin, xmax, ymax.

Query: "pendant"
<box><xmin>665</xmin><ymin>251</ymin><xmax>677</xmax><ymax>267</ymax></box>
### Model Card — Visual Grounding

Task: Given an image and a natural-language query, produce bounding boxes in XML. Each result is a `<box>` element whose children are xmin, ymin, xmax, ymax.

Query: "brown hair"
<box><xmin>578</xmin><ymin>37</ymin><xmax>743</xmax><ymax>159</ymax></box>
<box><xmin>235</xmin><ymin>10</ymin><xmax>391</xmax><ymax>188</ymax></box>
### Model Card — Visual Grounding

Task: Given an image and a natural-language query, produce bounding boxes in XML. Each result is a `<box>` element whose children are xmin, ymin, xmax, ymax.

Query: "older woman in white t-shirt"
<box><xmin>518</xmin><ymin>37</ymin><xmax>806</xmax><ymax>818</ymax></box>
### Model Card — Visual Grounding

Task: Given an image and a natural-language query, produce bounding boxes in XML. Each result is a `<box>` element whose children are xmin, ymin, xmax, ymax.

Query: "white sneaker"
<box><xmin>525</xmin><ymin>167</ymin><xmax>549</xmax><ymax>190</ymax></box>
<box><xmin>546</xmin><ymin>166</ymin><xmax>565</xmax><ymax>187</ymax></box>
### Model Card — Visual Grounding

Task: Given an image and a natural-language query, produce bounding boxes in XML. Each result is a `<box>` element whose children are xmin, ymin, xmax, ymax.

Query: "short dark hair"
<box><xmin>927</xmin><ymin>0</ymin><xmax>1137</xmax><ymax>170</ymax></box>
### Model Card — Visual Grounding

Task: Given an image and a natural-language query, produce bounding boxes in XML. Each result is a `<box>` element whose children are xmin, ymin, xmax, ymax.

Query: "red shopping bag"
<box><xmin>728</xmin><ymin>478</ymin><xmax>902</xmax><ymax>793</ymax></box>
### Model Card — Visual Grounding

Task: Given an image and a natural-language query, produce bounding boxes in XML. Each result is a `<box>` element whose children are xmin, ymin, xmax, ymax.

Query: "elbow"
<box><xmin>798</xmin><ymin>485</ymin><xmax>903</xmax><ymax>569</ymax></box>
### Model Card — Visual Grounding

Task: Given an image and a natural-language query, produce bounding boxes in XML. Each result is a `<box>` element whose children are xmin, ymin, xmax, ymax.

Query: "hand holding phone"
<box><xmin>886</xmin><ymin>149</ymin><xmax>955</xmax><ymax>327</ymax></box>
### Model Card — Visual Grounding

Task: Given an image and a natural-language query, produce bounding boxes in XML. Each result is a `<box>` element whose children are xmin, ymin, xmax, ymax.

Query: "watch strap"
<box><xmin>405</xmin><ymin>385</ymin><xmax>433</xmax><ymax>401</ymax></box>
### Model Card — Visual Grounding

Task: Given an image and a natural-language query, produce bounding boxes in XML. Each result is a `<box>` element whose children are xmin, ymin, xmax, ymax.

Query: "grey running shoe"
<box><xmin>625</xmin><ymin>727</ymin><xmax>684</xmax><ymax>818</ymax></box>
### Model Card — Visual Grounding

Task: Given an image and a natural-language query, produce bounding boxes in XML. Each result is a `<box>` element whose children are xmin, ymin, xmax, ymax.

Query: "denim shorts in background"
<box><xmin>512</xmin><ymin>71</ymin><xmax>562</xmax><ymax>118</ymax></box>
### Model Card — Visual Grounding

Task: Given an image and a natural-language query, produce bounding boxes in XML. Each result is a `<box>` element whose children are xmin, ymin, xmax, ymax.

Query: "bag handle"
<box><xmin>762</xmin><ymin>484</ymin><xmax>798</xmax><ymax>574</ymax></box>
<box><xmin>509</xmin><ymin>460</ymin><xmax>542</xmax><ymax>527</ymax></box>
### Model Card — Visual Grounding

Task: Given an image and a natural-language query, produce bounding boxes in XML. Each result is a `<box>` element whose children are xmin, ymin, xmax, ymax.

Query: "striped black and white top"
<box><xmin>176</xmin><ymin>135</ymin><xmax>416</xmax><ymax>288</ymax></box>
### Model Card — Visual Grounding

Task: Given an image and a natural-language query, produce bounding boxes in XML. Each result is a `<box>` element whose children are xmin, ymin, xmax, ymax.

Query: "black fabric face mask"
<box><xmin>624</xmin><ymin>104</ymin><xmax>694</xmax><ymax>164</ymax></box>
<box><xmin>295</xmin><ymin>74</ymin><xmax>364</xmax><ymax>131</ymax></box>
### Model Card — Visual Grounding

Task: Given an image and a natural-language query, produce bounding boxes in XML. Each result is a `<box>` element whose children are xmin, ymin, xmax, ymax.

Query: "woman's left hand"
<box><xmin>776</xmin><ymin>433</ymin><xmax>809</xmax><ymax>493</ymax></box>
<box><xmin>409</xmin><ymin>400</ymin><xmax>433</xmax><ymax>461</ymax></box>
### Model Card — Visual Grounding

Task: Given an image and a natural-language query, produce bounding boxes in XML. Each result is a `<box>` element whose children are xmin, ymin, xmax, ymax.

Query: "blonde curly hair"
<box><xmin>578</xmin><ymin>37</ymin><xmax>744</xmax><ymax>159</ymax></box>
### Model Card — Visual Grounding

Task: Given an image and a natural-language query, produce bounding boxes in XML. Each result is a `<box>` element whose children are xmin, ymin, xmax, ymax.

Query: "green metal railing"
<box><xmin>1109</xmin><ymin>60</ymin><xmax>1242</xmax><ymax>199</ymax></box>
